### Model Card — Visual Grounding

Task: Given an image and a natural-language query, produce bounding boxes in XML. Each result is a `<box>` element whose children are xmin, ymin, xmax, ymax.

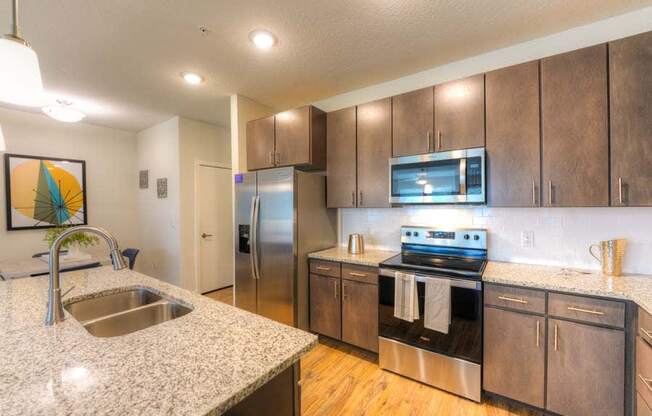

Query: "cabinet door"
<box><xmin>483</xmin><ymin>307</ymin><xmax>544</xmax><ymax>408</ymax></box>
<box><xmin>392</xmin><ymin>87</ymin><xmax>434</xmax><ymax>157</ymax></box>
<box><xmin>486</xmin><ymin>62</ymin><xmax>541</xmax><ymax>207</ymax></box>
<box><xmin>609</xmin><ymin>31</ymin><xmax>652</xmax><ymax>206</ymax></box>
<box><xmin>541</xmin><ymin>44</ymin><xmax>609</xmax><ymax>207</ymax></box>
<box><xmin>434</xmin><ymin>74</ymin><xmax>485</xmax><ymax>151</ymax></box>
<box><xmin>342</xmin><ymin>279</ymin><xmax>378</xmax><ymax>352</ymax></box>
<box><xmin>309</xmin><ymin>274</ymin><xmax>341</xmax><ymax>340</ymax></box>
<box><xmin>357</xmin><ymin>98</ymin><xmax>391</xmax><ymax>208</ymax></box>
<box><xmin>247</xmin><ymin>116</ymin><xmax>275</xmax><ymax>171</ymax></box>
<box><xmin>326</xmin><ymin>107</ymin><xmax>357</xmax><ymax>208</ymax></box>
<box><xmin>275</xmin><ymin>106</ymin><xmax>311</xmax><ymax>167</ymax></box>
<box><xmin>547</xmin><ymin>319</ymin><xmax>625</xmax><ymax>416</ymax></box>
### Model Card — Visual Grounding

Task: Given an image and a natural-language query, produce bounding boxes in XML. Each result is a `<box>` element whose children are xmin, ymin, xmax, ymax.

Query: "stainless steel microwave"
<box><xmin>389</xmin><ymin>147</ymin><xmax>486</xmax><ymax>205</ymax></box>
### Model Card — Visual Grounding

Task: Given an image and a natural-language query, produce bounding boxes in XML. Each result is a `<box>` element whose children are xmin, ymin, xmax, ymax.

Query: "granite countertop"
<box><xmin>308</xmin><ymin>246</ymin><xmax>398</xmax><ymax>267</ymax></box>
<box><xmin>484</xmin><ymin>261</ymin><xmax>652</xmax><ymax>315</ymax></box>
<box><xmin>0</xmin><ymin>267</ymin><xmax>317</xmax><ymax>416</ymax></box>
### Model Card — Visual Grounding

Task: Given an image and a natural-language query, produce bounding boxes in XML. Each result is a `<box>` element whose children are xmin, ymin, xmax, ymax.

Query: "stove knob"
<box><xmin>473</xmin><ymin>235</ymin><xmax>480</xmax><ymax>241</ymax></box>
<box><xmin>414</xmin><ymin>231</ymin><xmax>419</xmax><ymax>237</ymax></box>
<box><xmin>405</xmin><ymin>231</ymin><xmax>412</xmax><ymax>237</ymax></box>
<box><xmin>464</xmin><ymin>234</ymin><xmax>470</xmax><ymax>240</ymax></box>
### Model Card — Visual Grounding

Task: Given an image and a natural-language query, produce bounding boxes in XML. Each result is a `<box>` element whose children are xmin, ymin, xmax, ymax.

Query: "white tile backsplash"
<box><xmin>340</xmin><ymin>207</ymin><xmax>652</xmax><ymax>275</ymax></box>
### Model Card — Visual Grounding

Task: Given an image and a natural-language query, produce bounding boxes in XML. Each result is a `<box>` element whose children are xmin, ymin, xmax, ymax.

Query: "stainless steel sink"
<box><xmin>64</xmin><ymin>287</ymin><xmax>192</xmax><ymax>337</ymax></box>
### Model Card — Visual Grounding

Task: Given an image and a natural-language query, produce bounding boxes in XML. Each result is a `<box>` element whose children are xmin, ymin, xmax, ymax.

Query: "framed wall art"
<box><xmin>4</xmin><ymin>153</ymin><xmax>88</xmax><ymax>230</ymax></box>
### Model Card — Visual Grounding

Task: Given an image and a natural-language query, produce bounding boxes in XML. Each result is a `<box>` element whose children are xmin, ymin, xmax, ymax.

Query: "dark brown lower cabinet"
<box><xmin>483</xmin><ymin>307</ymin><xmax>544</xmax><ymax>408</ymax></box>
<box><xmin>342</xmin><ymin>279</ymin><xmax>378</xmax><ymax>353</ymax></box>
<box><xmin>546</xmin><ymin>319</ymin><xmax>625</xmax><ymax>416</ymax></box>
<box><xmin>309</xmin><ymin>274</ymin><xmax>341</xmax><ymax>340</ymax></box>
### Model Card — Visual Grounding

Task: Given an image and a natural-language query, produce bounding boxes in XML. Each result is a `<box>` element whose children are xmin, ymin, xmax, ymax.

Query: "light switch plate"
<box><xmin>521</xmin><ymin>231</ymin><xmax>534</xmax><ymax>248</ymax></box>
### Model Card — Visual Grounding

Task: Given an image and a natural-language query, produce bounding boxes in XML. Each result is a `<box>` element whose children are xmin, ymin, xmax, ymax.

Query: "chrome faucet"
<box><xmin>45</xmin><ymin>226</ymin><xmax>128</xmax><ymax>326</ymax></box>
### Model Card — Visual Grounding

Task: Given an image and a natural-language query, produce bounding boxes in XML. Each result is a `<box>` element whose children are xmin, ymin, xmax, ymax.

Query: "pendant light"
<box><xmin>0</xmin><ymin>0</ymin><xmax>44</xmax><ymax>107</ymax></box>
<box><xmin>0</xmin><ymin>123</ymin><xmax>6</xmax><ymax>152</ymax></box>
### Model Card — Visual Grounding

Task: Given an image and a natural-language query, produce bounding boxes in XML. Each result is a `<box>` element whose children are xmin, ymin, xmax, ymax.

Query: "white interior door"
<box><xmin>198</xmin><ymin>164</ymin><xmax>233</xmax><ymax>293</ymax></box>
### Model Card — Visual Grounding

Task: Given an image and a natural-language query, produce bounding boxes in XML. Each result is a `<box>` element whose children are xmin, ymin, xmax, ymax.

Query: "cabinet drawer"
<box><xmin>548</xmin><ymin>293</ymin><xmax>625</xmax><ymax>328</ymax></box>
<box><xmin>639</xmin><ymin>392</ymin><xmax>652</xmax><ymax>416</ymax></box>
<box><xmin>640</xmin><ymin>307</ymin><xmax>652</xmax><ymax>344</ymax></box>
<box><xmin>310</xmin><ymin>260</ymin><xmax>341</xmax><ymax>278</ymax></box>
<box><xmin>638</xmin><ymin>337</ymin><xmax>652</xmax><ymax>407</ymax></box>
<box><xmin>484</xmin><ymin>284</ymin><xmax>545</xmax><ymax>314</ymax></box>
<box><xmin>341</xmin><ymin>263</ymin><xmax>377</xmax><ymax>285</ymax></box>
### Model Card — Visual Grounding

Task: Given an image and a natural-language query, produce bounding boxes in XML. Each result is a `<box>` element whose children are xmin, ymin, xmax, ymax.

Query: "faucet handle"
<box><xmin>61</xmin><ymin>285</ymin><xmax>76</xmax><ymax>299</ymax></box>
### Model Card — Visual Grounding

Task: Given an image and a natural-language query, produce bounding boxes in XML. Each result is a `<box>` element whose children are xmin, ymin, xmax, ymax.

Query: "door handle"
<box><xmin>618</xmin><ymin>177</ymin><xmax>624</xmax><ymax>205</ymax></box>
<box><xmin>548</xmin><ymin>181</ymin><xmax>553</xmax><ymax>206</ymax></box>
<box><xmin>437</xmin><ymin>131</ymin><xmax>442</xmax><ymax>150</ymax></box>
<box><xmin>333</xmin><ymin>280</ymin><xmax>338</xmax><ymax>299</ymax></box>
<box><xmin>536</xmin><ymin>320</ymin><xmax>540</xmax><ymax>347</ymax></box>
<box><xmin>201</xmin><ymin>233</ymin><xmax>213</xmax><ymax>238</ymax></box>
<box><xmin>554</xmin><ymin>323</ymin><xmax>559</xmax><ymax>351</ymax></box>
<box><xmin>532</xmin><ymin>180</ymin><xmax>537</xmax><ymax>206</ymax></box>
<box><xmin>250</xmin><ymin>196</ymin><xmax>261</xmax><ymax>280</ymax></box>
<box><xmin>359</xmin><ymin>191</ymin><xmax>364</xmax><ymax>206</ymax></box>
<box><xmin>427</xmin><ymin>131</ymin><xmax>432</xmax><ymax>152</ymax></box>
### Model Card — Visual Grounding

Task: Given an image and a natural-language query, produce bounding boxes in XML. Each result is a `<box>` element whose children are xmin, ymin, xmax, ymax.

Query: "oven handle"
<box><xmin>379</xmin><ymin>268</ymin><xmax>482</xmax><ymax>291</ymax></box>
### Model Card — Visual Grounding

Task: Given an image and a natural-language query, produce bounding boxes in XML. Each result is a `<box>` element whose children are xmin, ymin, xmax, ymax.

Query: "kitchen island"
<box><xmin>0</xmin><ymin>266</ymin><xmax>317</xmax><ymax>415</ymax></box>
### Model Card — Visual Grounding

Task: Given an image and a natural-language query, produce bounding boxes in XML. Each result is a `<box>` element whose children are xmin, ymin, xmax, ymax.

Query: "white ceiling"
<box><xmin>1</xmin><ymin>0</ymin><xmax>651</xmax><ymax>132</ymax></box>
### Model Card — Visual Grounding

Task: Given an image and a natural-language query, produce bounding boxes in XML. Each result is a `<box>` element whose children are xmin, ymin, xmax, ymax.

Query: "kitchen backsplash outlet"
<box><xmin>339</xmin><ymin>207</ymin><xmax>652</xmax><ymax>275</ymax></box>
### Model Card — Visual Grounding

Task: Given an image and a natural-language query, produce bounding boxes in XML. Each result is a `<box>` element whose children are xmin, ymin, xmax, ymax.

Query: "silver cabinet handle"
<box><xmin>532</xmin><ymin>180</ymin><xmax>537</xmax><ymax>206</ymax></box>
<box><xmin>268</xmin><ymin>151</ymin><xmax>274</xmax><ymax>165</ymax></box>
<box><xmin>426</xmin><ymin>131</ymin><xmax>432</xmax><ymax>152</ymax></box>
<box><xmin>498</xmin><ymin>295</ymin><xmax>528</xmax><ymax>304</ymax></box>
<box><xmin>437</xmin><ymin>131</ymin><xmax>442</xmax><ymax>150</ymax></box>
<box><xmin>275</xmin><ymin>152</ymin><xmax>281</xmax><ymax>165</ymax></box>
<box><xmin>567</xmin><ymin>306</ymin><xmax>604</xmax><ymax>316</ymax></box>
<box><xmin>333</xmin><ymin>280</ymin><xmax>338</xmax><ymax>299</ymax></box>
<box><xmin>548</xmin><ymin>181</ymin><xmax>553</xmax><ymax>206</ymax></box>
<box><xmin>351</xmin><ymin>191</ymin><xmax>356</xmax><ymax>206</ymax></box>
<box><xmin>348</xmin><ymin>272</ymin><xmax>367</xmax><ymax>277</ymax></box>
<box><xmin>618</xmin><ymin>177</ymin><xmax>624</xmax><ymax>205</ymax></box>
<box><xmin>554</xmin><ymin>323</ymin><xmax>559</xmax><ymax>351</ymax></box>
<box><xmin>359</xmin><ymin>191</ymin><xmax>364</xmax><ymax>206</ymax></box>
<box><xmin>639</xmin><ymin>375</ymin><xmax>652</xmax><ymax>393</ymax></box>
<box><xmin>201</xmin><ymin>233</ymin><xmax>213</xmax><ymax>238</ymax></box>
<box><xmin>536</xmin><ymin>320</ymin><xmax>540</xmax><ymax>347</ymax></box>
<box><xmin>249</xmin><ymin>196</ymin><xmax>261</xmax><ymax>280</ymax></box>
<box><xmin>316</xmin><ymin>266</ymin><xmax>331</xmax><ymax>271</ymax></box>
<box><xmin>342</xmin><ymin>284</ymin><xmax>347</xmax><ymax>299</ymax></box>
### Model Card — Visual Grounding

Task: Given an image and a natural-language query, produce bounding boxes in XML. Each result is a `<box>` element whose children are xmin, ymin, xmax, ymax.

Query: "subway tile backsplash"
<box><xmin>340</xmin><ymin>207</ymin><xmax>652</xmax><ymax>275</ymax></box>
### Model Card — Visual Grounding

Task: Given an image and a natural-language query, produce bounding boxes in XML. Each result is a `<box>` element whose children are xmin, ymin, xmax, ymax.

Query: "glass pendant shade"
<box><xmin>0</xmin><ymin>37</ymin><xmax>44</xmax><ymax>107</ymax></box>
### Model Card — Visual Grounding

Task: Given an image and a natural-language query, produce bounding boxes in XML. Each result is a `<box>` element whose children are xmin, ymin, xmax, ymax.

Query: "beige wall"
<box><xmin>0</xmin><ymin>107</ymin><xmax>139</xmax><ymax>262</ymax></box>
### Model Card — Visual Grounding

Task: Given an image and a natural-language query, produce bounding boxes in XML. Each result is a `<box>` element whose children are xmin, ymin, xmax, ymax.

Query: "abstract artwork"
<box><xmin>157</xmin><ymin>178</ymin><xmax>167</xmax><ymax>199</ymax></box>
<box><xmin>4</xmin><ymin>154</ymin><xmax>87</xmax><ymax>230</ymax></box>
<box><xmin>139</xmin><ymin>170</ymin><xmax>148</xmax><ymax>189</ymax></box>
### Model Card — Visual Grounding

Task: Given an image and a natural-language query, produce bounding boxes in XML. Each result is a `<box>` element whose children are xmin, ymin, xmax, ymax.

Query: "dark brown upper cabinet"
<box><xmin>609</xmin><ymin>31</ymin><xmax>652</xmax><ymax>206</ymax></box>
<box><xmin>392</xmin><ymin>87</ymin><xmax>434</xmax><ymax>157</ymax></box>
<box><xmin>357</xmin><ymin>98</ymin><xmax>392</xmax><ymax>208</ymax></box>
<box><xmin>541</xmin><ymin>44</ymin><xmax>609</xmax><ymax>207</ymax></box>
<box><xmin>246</xmin><ymin>115</ymin><xmax>275</xmax><ymax>171</ymax></box>
<box><xmin>434</xmin><ymin>74</ymin><xmax>485</xmax><ymax>152</ymax></box>
<box><xmin>275</xmin><ymin>105</ymin><xmax>326</xmax><ymax>170</ymax></box>
<box><xmin>326</xmin><ymin>107</ymin><xmax>357</xmax><ymax>208</ymax></box>
<box><xmin>486</xmin><ymin>61</ymin><xmax>541</xmax><ymax>207</ymax></box>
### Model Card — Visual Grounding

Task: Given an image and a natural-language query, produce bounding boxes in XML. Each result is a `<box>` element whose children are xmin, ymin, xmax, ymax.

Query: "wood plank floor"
<box><xmin>204</xmin><ymin>287</ymin><xmax>538</xmax><ymax>416</ymax></box>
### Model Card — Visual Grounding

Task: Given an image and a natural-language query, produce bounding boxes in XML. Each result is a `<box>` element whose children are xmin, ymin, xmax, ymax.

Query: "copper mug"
<box><xmin>589</xmin><ymin>239</ymin><xmax>627</xmax><ymax>276</ymax></box>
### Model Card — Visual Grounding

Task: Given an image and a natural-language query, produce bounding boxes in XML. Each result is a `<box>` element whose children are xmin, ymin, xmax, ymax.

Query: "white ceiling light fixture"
<box><xmin>42</xmin><ymin>99</ymin><xmax>86</xmax><ymax>123</ymax></box>
<box><xmin>0</xmin><ymin>124</ymin><xmax>6</xmax><ymax>152</ymax></box>
<box><xmin>181</xmin><ymin>71</ymin><xmax>204</xmax><ymax>85</ymax></box>
<box><xmin>0</xmin><ymin>0</ymin><xmax>44</xmax><ymax>107</ymax></box>
<box><xmin>249</xmin><ymin>30</ymin><xmax>276</xmax><ymax>50</ymax></box>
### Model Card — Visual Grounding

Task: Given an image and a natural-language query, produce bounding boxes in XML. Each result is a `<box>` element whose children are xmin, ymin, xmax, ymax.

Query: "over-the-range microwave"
<box><xmin>389</xmin><ymin>147</ymin><xmax>486</xmax><ymax>205</ymax></box>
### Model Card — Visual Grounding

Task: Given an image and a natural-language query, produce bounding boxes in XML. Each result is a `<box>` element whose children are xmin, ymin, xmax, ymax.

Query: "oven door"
<box><xmin>389</xmin><ymin>148</ymin><xmax>485</xmax><ymax>204</ymax></box>
<box><xmin>378</xmin><ymin>268</ymin><xmax>482</xmax><ymax>364</ymax></box>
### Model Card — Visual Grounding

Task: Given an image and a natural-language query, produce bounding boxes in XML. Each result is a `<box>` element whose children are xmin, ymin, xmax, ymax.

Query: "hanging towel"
<box><xmin>424</xmin><ymin>277</ymin><xmax>451</xmax><ymax>334</ymax></box>
<box><xmin>394</xmin><ymin>271</ymin><xmax>419</xmax><ymax>322</ymax></box>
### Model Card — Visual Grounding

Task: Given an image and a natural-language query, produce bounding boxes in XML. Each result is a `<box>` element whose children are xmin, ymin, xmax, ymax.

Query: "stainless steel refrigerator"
<box><xmin>234</xmin><ymin>167</ymin><xmax>336</xmax><ymax>329</ymax></box>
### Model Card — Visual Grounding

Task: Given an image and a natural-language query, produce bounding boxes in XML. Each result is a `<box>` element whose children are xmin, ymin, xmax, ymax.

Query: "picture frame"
<box><xmin>4</xmin><ymin>153</ymin><xmax>88</xmax><ymax>230</ymax></box>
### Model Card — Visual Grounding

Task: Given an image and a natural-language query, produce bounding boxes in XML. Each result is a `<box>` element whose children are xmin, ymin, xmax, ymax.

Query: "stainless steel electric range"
<box><xmin>378</xmin><ymin>226</ymin><xmax>487</xmax><ymax>402</ymax></box>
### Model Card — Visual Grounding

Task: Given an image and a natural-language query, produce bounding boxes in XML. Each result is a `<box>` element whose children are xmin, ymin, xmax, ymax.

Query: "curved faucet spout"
<box><xmin>45</xmin><ymin>226</ymin><xmax>128</xmax><ymax>326</ymax></box>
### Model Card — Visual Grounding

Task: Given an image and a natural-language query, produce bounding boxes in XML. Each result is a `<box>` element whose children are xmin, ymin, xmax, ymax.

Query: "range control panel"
<box><xmin>400</xmin><ymin>226</ymin><xmax>487</xmax><ymax>250</ymax></box>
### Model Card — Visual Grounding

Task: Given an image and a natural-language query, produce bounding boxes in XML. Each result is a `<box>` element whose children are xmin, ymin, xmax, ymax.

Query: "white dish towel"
<box><xmin>424</xmin><ymin>277</ymin><xmax>451</xmax><ymax>334</ymax></box>
<box><xmin>394</xmin><ymin>271</ymin><xmax>419</xmax><ymax>322</ymax></box>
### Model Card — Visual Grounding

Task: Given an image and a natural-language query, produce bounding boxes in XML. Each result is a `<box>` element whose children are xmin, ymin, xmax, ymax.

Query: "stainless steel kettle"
<box><xmin>348</xmin><ymin>234</ymin><xmax>365</xmax><ymax>254</ymax></box>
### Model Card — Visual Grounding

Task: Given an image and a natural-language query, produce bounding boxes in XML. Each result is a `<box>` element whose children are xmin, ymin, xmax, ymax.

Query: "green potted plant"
<box><xmin>43</xmin><ymin>226</ymin><xmax>100</xmax><ymax>260</ymax></box>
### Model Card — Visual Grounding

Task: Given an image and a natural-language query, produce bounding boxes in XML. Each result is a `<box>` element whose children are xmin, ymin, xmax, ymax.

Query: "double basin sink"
<box><xmin>65</xmin><ymin>287</ymin><xmax>192</xmax><ymax>337</ymax></box>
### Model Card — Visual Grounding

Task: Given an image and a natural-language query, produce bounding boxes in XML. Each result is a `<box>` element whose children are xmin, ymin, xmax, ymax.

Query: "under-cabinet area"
<box><xmin>484</xmin><ymin>283</ymin><xmax>632</xmax><ymax>416</ymax></box>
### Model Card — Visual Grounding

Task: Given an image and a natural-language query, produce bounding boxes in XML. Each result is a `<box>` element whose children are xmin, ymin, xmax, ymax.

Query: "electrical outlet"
<box><xmin>521</xmin><ymin>231</ymin><xmax>534</xmax><ymax>248</ymax></box>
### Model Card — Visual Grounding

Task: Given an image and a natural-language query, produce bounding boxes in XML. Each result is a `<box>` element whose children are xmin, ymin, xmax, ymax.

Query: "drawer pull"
<box><xmin>498</xmin><ymin>295</ymin><xmax>528</xmax><ymax>304</ymax></box>
<box><xmin>348</xmin><ymin>272</ymin><xmax>367</xmax><ymax>277</ymax></box>
<box><xmin>316</xmin><ymin>266</ymin><xmax>332</xmax><ymax>271</ymax></box>
<box><xmin>567</xmin><ymin>306</ymin><xmax>605</xmax><ymax>316</ymax></box>
<box><xmin>639</xmin><ymin>374</ymin><xmax>652</xmax><ymax>393</ymax></box>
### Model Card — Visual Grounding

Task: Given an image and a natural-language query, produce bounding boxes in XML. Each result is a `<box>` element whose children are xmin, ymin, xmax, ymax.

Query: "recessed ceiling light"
<box><xmin>181</xmin><ymin>71</ymin><xmax>204</xmax><ymax>85</ymax></box>
<box><xmin>249</xmin><ymin>30</ymin><xmax>276</xmax><ymax>49</ymax></box>
<box><xmin>42</xmin><ymin>100</ymin><xmax>85</xmax><ymax>123</ymax></box>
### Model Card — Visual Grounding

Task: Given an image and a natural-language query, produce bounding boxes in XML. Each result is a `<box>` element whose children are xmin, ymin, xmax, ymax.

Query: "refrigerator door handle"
<box><xmin>249</xmin><ymin>196</ymin><xmax>261</xmax><ymax>280</ymax></box>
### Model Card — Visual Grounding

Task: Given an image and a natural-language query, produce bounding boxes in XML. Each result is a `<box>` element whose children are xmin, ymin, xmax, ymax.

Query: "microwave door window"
<box><xmin>392</xmin><ymin>159</ymin><xmax>461</xmax><ymax>197</ymax></box>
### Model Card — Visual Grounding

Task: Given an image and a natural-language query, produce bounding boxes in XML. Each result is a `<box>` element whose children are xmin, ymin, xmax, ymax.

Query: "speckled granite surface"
<box><xmin>0</xmin><ymin>267</ymin><xmax>317</xmax><ymax>416</ymax></box>
<box><xmin>308</xmin><ymin>246</ymin><xmax>397</xmax><ymax>267</ymax></box>
<box><xmin>484</xmin><ymin>261</ymin><xmax>652</xmax><ymax>315</ymax></box>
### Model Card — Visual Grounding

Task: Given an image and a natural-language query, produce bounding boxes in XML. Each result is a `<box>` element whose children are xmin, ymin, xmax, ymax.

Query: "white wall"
<box><xmin>178</xmin><ymin>118</ymin><xmax>231</xmax><ymax>290</ymax></box>
<box><xmin>229</xmin><ymin>95</ymin><xmax>275</xmax><ymax>174</ymax></box>
<box><xmin>0</xmin><ymin>107</ymin><xmax>138</xmax><ymax>261</ymax></box>
<box><xmin>317</xmin><ymin>7</ymin><xmax>652</xmax><ymax>275</ymax></box>
<box><xmin>136</xmin><ymin>117</ymin><xmax>181</xmax><ymax>285</ymax></box>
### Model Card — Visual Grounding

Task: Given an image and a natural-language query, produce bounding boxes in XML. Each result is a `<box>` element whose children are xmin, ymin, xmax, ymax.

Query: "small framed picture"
<box><xmin>139</xmin><ymin>170</ymin><xmax>149</xmax><ymax>189</ymax></box>
<box><xmin>157</xmin><ymin>178</ymin><xmax>167</xmax><ymax>199</ymax></box>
